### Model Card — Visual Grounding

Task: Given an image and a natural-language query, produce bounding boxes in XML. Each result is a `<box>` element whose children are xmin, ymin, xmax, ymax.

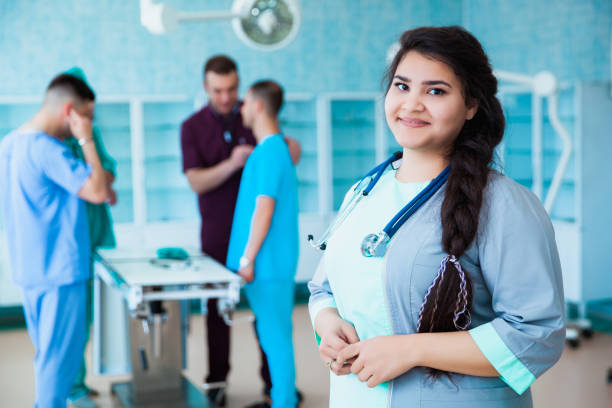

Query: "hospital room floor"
<box><xmin>1</xmin><ymin>305</ymin><xmax>612</xmax><ymax>408</ymax></box>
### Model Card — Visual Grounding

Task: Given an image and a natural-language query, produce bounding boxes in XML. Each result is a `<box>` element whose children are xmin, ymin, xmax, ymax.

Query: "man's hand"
<box><xmin>68</xmin><ymin>108</ymin><xmax>93</xmax><ymax>140</ymax></box>
<box><xmin>228</xmin><ymin>144</ymin><xmax>254</xmax><ymax>170</ymax></box>
<box><xmin>238</xmin><ymin>263</ymin><xmax>254</xmax><ymax>283</ymax></box>
<box><xmin>107</xmin><ymin>187</ymin><xmax>117</xmax><ymax>206</ymax></box>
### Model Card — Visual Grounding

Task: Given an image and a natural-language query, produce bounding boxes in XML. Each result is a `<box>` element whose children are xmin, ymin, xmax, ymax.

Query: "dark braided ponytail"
<box><xmin>385</xmin><ymin>26</ymin><xmax>505</xmax><ymax>376</ymax></box>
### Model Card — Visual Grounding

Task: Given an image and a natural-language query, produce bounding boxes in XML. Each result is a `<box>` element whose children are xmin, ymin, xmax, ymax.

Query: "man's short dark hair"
<box><xmin>204</xmin><ymin>55</ymin><xmax>237</xmax><ymax>77</ymax></box>
<box><xmin>250</xmin><ymin>80</ymin><xmax>284</xmax><ymax>117</ymax></box>
<box><xmin>46</xmin><ymin>73</ymin><xmax>95</xmax><ymax>103</ymax></box>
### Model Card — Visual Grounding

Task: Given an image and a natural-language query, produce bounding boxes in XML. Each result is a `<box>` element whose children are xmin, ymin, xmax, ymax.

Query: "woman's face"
<box><xmin>385</xmin><ymin>51</ymin><xmax>478</xmax><ymax>157</ymax></box>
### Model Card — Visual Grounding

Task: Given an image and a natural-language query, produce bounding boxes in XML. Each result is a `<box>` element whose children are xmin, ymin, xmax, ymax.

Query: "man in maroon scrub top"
<box><xmin>181</xmin><ymin>55</ymin><xmax>301</xmax><ymax>407</ymax></box>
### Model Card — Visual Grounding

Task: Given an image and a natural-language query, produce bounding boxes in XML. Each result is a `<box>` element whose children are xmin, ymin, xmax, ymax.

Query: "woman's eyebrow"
<box><xmin>393</xmin><ymin>75</ymin><xmax>452</xmax><ymax>88</ymax></box>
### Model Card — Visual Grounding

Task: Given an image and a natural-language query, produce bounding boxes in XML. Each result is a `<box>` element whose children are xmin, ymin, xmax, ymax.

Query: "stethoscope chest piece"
<box><xmin>361</xmin><ymin>232</ymin><xmax>390</xmax><ymax>258</ymax></box>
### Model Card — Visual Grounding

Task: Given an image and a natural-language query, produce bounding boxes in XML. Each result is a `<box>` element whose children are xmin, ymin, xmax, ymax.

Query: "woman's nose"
<box><xmin>400</xmin><ymin>91</ymin><xmax>424</xmax><ymax>112</ymax></box>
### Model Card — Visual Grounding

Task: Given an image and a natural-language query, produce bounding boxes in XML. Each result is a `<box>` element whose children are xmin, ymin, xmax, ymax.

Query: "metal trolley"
<box><xmin>93</xmin><ymin>247</ymin><xmax>242</xmax><ymax>407</ymax></box>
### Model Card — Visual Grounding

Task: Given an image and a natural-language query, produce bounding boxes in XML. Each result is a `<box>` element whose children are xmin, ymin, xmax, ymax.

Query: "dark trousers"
<box><xmin>205</xmin><ymin>297</ymin><xmax>272</xmax><ymax>391</ymax></box>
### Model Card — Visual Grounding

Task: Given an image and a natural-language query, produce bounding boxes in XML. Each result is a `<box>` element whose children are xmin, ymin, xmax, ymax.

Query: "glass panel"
<box><xmin>95</xmin><ymin>103</ymin><xmax>133</xmax><ymax>223</ymax></box>
<box><xmin>280</xmin><ymin>99</ymin><xmax>318</xmax><ymax>212</ymax></box>
<box><xmin>502</xmin><ymin>92</ymin><xmax>534</xmax><ymax>189</ymax></box>
<box><xmin>500</xmin><ymin>88</ymin><xmax>576</xmax><ymax>221</ymax></box>
<box><xmin>143</xmin><ymin>101</ymin><xmax>198</xmax><ymax>222</ymax></box>
<box><xmin>0</xmin><ymin>103</ymin><xmax>38</xmax><ymax>137</ymax></box>
<box><xmin>541</xmin><ymin>87</ymin><xmax>576</xmax><ymax>221</ymax></box>
<box><xmin>331</xmin><ymin>100</ymin><xmax>376</xmax><ymax>210</ymax></box>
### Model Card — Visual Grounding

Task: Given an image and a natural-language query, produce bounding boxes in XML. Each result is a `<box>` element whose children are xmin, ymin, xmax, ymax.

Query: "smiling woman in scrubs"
<box><xmin>308</xmin><ymin>26</ymin><xmax>565</xmax><ymax>407</ymax></box>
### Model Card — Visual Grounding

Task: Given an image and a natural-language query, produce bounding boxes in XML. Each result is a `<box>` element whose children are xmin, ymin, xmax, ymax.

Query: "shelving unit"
<box><xmin>315</xmin><ymin>92</ymin><xmax>386</xmax><ymax>212</ymax></box>
<box><xmin>95</xmin><ymin>102</ymin><xmax>134</xmax><ymax>223</ymax></box>
<box><xmin>143</xmin><ymin>100</ymin><xmax>197</xmax><ymax>222</ymax></box>
<box><xmin>280</xmin><ymin>95</ymin><xmax>318</xmax><ymax>213</ymax></box>
<box><xmin>499</xmin><ymin>82</ymin><xmax>612</xmax><ymax>337</ymax></box>
<box><xmin>500</xmin><ymin>86</ymin><xmax>577</xmax><ymax>222</ymax></box>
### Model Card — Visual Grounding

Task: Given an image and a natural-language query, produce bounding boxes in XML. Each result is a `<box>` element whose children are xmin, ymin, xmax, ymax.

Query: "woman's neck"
<box><xmin>395</xmin><ymin>148</ymin><xmax>449</xmax><ymax>183</ymax></box>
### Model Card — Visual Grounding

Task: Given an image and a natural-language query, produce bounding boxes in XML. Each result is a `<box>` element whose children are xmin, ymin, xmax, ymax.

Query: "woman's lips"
<box><xmin>398</xmin><ymin>117</ymin><xmax>430</xmax><ymax>128</ymax></box>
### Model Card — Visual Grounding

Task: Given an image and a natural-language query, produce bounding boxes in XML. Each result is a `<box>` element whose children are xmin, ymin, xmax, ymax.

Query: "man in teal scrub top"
<box><xmin>63</xmin><ymin>67</ymin><xmax>118</xmax><ymax>408</ymax></box>
<box><xmin>227</xmin><ymin>80</ymin><xmax>299</xmax><ymax>408</ymax></box>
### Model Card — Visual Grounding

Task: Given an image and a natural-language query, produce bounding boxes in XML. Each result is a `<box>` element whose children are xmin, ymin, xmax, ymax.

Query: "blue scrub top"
<box><xmin>0</xmin><ymin>130</ymin><xmax>92</xmax><ymax>288</ymax></box>
<box><xmin>227</xmin><ymin>133</ymin><xmax>299</xmax><ymax>280</ymax></box>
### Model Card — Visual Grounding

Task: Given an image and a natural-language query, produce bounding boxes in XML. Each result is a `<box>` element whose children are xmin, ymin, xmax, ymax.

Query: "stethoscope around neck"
<box><xmin>307</xmin><ymin>152</ymin><xmax>450</xmax><ymax>258</ymax></box>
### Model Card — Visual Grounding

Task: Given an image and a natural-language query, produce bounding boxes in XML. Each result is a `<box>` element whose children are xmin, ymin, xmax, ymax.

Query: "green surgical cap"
<box><xmin>64</xmin><ymin>66</ymin><xmax>95</xmax><ymax>97</ymax></box>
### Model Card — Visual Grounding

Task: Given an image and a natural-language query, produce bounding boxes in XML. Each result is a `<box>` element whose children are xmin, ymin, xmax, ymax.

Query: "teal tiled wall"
<box><xmin>465</xmin><ymin>0</ymin><xmax>611</xmax><ymax>82</ymax></box>
<box><xmin>1</xmin><ymin>0</ymin><xmax>609</xmax><ymax>223</ymax></box>
<box><xmin>0</xmin><ymin>1</ymin><xmax>462</xmax><ymax>97</ymax></box>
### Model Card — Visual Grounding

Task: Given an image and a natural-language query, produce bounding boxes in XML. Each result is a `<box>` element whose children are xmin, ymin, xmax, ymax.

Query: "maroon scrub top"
<box><xmin>180</xmin><ymin>104</ymin><xmax>256</xmax><ymax>263</ymax></box>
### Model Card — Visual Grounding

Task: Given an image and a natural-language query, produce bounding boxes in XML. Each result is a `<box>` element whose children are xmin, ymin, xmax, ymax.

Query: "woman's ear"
<box><xmin>466</xmin><ymin>99</ymin><xmax>479</xmax><ymax>120</ymax></box>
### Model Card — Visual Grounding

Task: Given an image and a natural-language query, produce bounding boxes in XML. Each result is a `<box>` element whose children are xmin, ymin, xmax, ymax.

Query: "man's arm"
<box><xmin>93</xmin><ymin>127</ymin><xmax>117</xmax><ymax>204</ymax></box>
<box><xmin>238</xmin><ymin>196</ymin><xmax>275</xmax><ymax>282</ymax></box>
<box><xmin>284</xmin><ymin>136</ymin><xmax>301</xmax><ymax>165</ymax></box>
<box><xmin>186</xmin><ymin>144</ymin><xmax>253</xmax><ymax>195</ymax></box>
<box><xmin>72</xmin><ymin>112</ymin><xmax>109</xmax><ymax>204</ymax></box>
<box><xmin>104</xmin><ymin>170</ymin><xmax>118</xmax><ymax>205</ymax></box>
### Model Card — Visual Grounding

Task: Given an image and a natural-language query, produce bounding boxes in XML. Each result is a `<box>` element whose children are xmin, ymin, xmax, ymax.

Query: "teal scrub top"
<box><xmin>226</xmin><ymin>133</ymin><xmax>299</xmax><ymax>280</ymax></box>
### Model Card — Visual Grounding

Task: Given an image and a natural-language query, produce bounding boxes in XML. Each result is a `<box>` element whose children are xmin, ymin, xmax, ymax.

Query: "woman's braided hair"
<box><xmin>384</xmin><ymin>26</ymin><xmax>505</xmax><ymax>377</ymax></box>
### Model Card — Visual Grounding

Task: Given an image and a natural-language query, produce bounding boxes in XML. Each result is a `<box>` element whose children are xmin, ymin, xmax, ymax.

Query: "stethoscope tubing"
<box><xmin>307</xmin><ymin>152</ymin><xmax>448</xmax><ymax>253</ymax></box>
<box><xmin>384</xmin><ymin>166</ymin><xmax>450</xmax><ymax>237</ymax></box>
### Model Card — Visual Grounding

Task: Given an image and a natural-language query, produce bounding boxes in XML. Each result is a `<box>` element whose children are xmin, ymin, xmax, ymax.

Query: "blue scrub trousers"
<box><xmin>22</xmin><ymin>281</ymin><xmax>87</xmax><ymax>408</ymax></box>
<box><xmin>245</xmin><ymin>280</ymin><xmax>297</xmax><ymax>408</ymax></box>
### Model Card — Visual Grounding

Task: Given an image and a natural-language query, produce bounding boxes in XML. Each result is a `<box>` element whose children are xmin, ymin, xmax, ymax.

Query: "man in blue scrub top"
<box><xmin>227</xmin><ymin>80</ymin><xmax>299</xmax><ymax>408</ymax></box>
<box><xmin>0</xmin><ymin>73</ymin><xmax>110</xmax><ymax>408</ymax></box>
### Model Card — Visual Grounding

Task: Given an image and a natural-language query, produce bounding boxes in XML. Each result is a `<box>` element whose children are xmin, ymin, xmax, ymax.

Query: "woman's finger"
<box><xmin>366</xmin><ymin>374</ymin><xmax>381</xmax><ymax>388</ymax></box>
<box><xmin>327</xmin><ymin>338</ymin><xmax>348</xmax><ymax>352</ymax></box>
<box><xmin>357</xmin><ymin>367</ymin><xmax>373</xmax><ymax>382</ymax></box>
<box><xmin>324</xmin><ymin>334</ymin><xmax>350</xmax><ymax>352</ymax></box>
<box><xmin>350</xmin><ymin>356</ymin><xmax>365</xmax><ymax>375</ymax></box>
<box><xmin>335</xmin><ymin>342</ymin><xmax>359</xmax><ymax>366</ymax></box>
<box><xmin>320</xmin><ymin>340</ymin><xmax>345</xmax><ymax>361</ymax></box>
<box><xmin>330</xmin><ymin>360</ymin><xmax>352</xmax><ymax>376</ymax></box>
<box><xmin>341</xmin><ymin>323</ymin><xmax>360</xmax><ymax>344</ymax></box>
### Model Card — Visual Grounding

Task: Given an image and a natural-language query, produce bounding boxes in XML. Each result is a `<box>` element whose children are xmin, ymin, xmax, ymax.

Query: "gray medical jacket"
<box><xmin>308</xmin><ymin>172</ymin><xmax>565</xmax><ymax>407</ymax></box>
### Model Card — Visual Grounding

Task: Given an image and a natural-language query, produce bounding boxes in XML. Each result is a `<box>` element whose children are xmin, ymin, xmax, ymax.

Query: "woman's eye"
<box><xmin>394</xmin><ymin>82</ymin><xmax>408</xmax><ymax>91</ymax></box>
<box><xmin>428</xmin><ymin>88</ymin><xmax>445</xmax><ymax>95</ymax></box>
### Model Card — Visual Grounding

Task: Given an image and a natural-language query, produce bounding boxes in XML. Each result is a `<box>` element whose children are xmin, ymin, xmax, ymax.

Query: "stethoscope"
<box><xmin>211</xmin><ymin>104</ymin><xmax>245</xmax><ymax>144</ymax></box>
<box><xmin>307</xmin><ymin>152</ymin><xmax>450</xmax><ymax>258</ymax></box>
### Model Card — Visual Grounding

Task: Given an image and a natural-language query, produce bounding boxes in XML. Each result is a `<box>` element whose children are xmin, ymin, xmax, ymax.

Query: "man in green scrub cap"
<box><xmin>63</xmin><ymin>67</ymin><xmax>117</xmax><ymax>407</ymax></box>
